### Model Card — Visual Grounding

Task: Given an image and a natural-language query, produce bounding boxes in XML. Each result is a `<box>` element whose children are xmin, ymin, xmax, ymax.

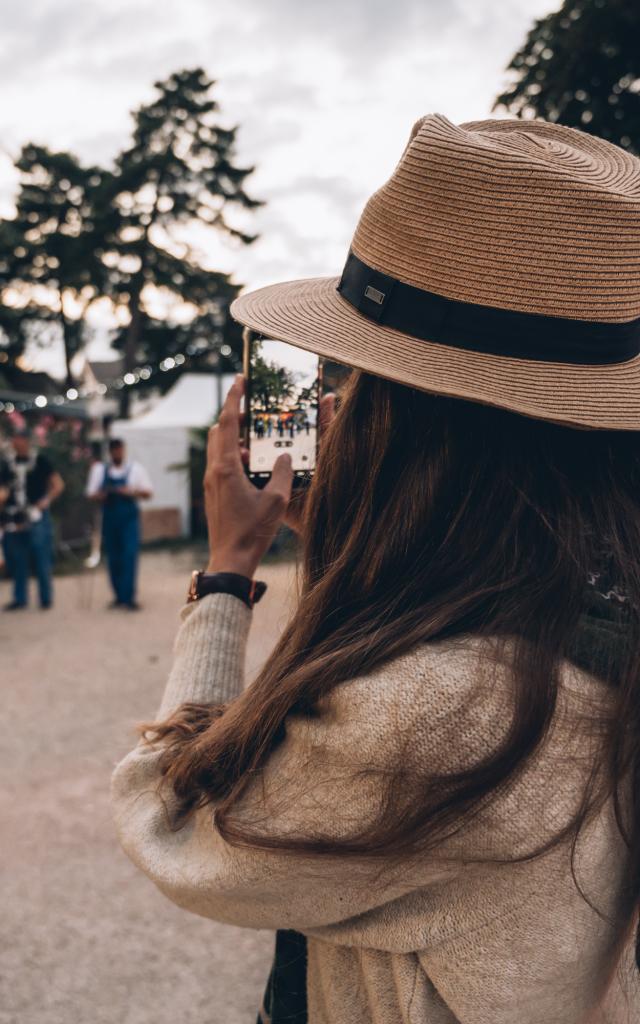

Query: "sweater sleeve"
<box><xmin>157</xmin><ymin>593</ymin><xmax>252</xmax><ymax>715</ymax></box>
<box><xmin>111</xmin><ymin>596</ymin><xmax>452</xmax><ymax>933</ymax></box>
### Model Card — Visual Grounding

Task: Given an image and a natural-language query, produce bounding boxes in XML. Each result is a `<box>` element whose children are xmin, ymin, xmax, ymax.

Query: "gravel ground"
<box><xmin>0</xmin><ymin>549</ymin><xmax>298</xmax><ymax>1024</ymax></box>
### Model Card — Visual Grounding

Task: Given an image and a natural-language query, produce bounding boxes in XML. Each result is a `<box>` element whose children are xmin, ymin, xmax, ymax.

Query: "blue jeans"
<box><xmin>2</xmin><ymin>513</ymin><xmax>54</xmax><ymax>607</ymax></box>
<box><xmin>102</xmin><ymin>499</ymin><xmax>140</xmax><ymax>605</ymax></box>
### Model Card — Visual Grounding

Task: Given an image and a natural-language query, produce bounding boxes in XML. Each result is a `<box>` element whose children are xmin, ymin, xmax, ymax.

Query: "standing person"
<box><xmin>0</xmin><ymin>428</ymin><xmax>64</xmax><ymax>610</ymax></box>
<box><xmin>112</xmin><ymin>117</ymin><xmax>640</xmax><ymax>1022</ymax></box>
<box><xmin>86</xmin><ymin>439</ymin><xmax>152</xmax><ymax>610</ymax></box>
<box><xmin>266</xmin><ymin>415</ymin><xmax>273</xmax><ymax>438</ymax></box>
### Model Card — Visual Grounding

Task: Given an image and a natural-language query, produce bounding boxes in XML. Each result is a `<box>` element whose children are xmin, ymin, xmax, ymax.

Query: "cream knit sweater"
<box><xmin>112</xmin><ymin>594</ymin><xmax>639</xmax><ymax>1023</ymax></box>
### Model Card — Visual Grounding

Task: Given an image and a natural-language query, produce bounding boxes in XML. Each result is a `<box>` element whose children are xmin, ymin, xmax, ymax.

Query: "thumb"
<box><xmin>267</xmin><ymin>453</ymin><xmax>294</xmax><ymax>501</ymax></box>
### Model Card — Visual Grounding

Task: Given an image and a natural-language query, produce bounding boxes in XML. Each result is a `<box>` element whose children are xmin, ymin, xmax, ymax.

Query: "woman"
<box><xmin>112</xmin><ymin>115</ymin><xmax>640</xmax><ymax>1022</ymax></box>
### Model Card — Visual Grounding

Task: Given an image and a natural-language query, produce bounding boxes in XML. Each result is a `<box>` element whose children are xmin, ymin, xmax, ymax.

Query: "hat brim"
<box><xmin>231</xmin><ymin>277</ymin><xmax>640</xmax><ymax>431</ymax></box>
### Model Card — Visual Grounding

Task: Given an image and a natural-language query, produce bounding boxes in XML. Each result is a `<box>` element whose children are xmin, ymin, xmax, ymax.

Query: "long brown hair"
<box><xmin>149</xmin><ymin>371</ymin><xmax>640</xmax><ymax>945</ymax></box>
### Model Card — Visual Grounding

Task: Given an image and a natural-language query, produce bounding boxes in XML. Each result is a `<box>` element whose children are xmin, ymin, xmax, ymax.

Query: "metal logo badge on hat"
<box><xmin>231</xmin><ymin>114</ymin><xmax>640</xmax><ymax>430</ymax></box>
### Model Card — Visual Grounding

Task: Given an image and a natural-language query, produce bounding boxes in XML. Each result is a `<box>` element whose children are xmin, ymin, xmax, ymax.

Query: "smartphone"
<box><xmin>243</xmin><ymin>329</ymin><xmax>321</xmax><ymax>485</ymax></box>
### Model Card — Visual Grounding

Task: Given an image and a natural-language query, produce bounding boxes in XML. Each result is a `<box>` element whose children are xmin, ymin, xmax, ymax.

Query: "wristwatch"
<box><xmin>187</xmin><ymin>570</ymin><xmax>267</xmax><ymax>609</ymax></box>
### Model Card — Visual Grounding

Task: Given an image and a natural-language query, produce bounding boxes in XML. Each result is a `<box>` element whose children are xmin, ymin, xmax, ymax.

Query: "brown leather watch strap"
<box><xmin>187</xmin><ymin>571</ymin><xmax>267</xmax><ymax>608</ymax></box>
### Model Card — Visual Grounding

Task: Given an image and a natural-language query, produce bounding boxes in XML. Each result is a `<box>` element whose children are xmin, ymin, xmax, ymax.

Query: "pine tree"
<box><xmin>0</xmin><ymin>302</ymin><xmax>53</xmax><ymax>390</ymax></box>
<box><xmin>250</xmin><ymin>351</ymin><xmax>296</xmax><ymax>412</ymax></box>
<box><xmin>0</xmin><ymin>146</ymin><xmax>105</xmax><ymax>386</ymax></box>
<box><xmin>495</xmin><ymin>0</ymin><xmax>640</xmax><ymax>152</ymax></box>
<box><xmin>100</xmin><ymin>67</ymin><xmax>262</xmax><ymax>415</ymax></box>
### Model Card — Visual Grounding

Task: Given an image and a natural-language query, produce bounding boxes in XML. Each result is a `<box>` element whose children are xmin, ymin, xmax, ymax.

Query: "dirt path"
<box><xmin>0</xmin><ymin>550</ymin><xmax>297</xmax><ymax>1024</ymax></box>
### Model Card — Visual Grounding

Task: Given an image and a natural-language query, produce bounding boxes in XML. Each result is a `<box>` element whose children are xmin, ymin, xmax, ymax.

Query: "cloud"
<box><xmin>248</xmin><ymin>0</ymin><xmax>464</xmax><ymax>67</ymax></box>
<box><xmin>0</xmin><ymin>0</ymin><xmax>150</xmax><ymax>80</ymax></box>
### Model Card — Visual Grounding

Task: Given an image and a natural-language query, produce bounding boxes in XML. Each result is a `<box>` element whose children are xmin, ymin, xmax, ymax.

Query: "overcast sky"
<box><xmin>1</xmin><ymin>0</ymin><xmax>554</xmax><ymax>374</ymax></box>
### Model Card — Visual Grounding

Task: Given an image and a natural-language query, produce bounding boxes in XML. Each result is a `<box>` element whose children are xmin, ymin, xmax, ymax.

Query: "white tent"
<box><xmin>111</xmin><ymin>372</ymin><xmax>235</xmax><ymax>537</ymax></box>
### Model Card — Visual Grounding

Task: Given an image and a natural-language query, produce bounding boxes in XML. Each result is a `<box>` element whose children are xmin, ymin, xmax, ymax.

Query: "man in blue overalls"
<box><xmin>86</xmin><ymin>439</ymin><xmax>153</xmax><ymax>610</ymax></box>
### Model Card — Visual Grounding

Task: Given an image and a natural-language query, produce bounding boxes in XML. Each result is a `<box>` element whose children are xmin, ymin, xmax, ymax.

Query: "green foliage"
<box><xmin>112</xmin><ymin>68</ymin><xmax>261</xmax><ymax>244</ymax></box>
<box><xmin>496</xmin><ymin>0</ymin><xmax>640</xmax><ymax>153</ymax></box>
<box><xmin>0</xmin><ymin>302</ymin><xmax>50</xmax><ymax>383</ymax></box>
<box><xmin>0</xmin><ymin>147</ymin><xmax>105</xmax><ymax>384</ymax></box>
<box><xmin>250</xmin><ymin>351</ymin><xmax>296</xmax><ymax>411</ymax></box>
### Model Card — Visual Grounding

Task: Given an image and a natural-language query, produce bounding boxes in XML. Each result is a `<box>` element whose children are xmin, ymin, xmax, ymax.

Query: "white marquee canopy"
<box><xmin>111</xmin><ymin>373</ymin><xmax>235</xmax><ymax>536</ymax></box>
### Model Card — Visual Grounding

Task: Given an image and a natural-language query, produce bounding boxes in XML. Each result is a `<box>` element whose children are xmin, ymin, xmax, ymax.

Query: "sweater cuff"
<box><xmin>157</xmin><ymin>593</ymin><xmax>252</xmax><ymax>718</ymax></box>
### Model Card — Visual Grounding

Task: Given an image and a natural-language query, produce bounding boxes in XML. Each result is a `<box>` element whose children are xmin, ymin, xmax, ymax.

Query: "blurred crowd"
<box><xmin>0</xmin><ymin>429</ymin><xmax>152</xmax><ymax>611</ymax></box>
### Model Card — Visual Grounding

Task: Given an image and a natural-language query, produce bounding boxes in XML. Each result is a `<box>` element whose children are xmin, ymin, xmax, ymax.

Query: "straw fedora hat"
<box><xmin>231</xmin><ymin>114</ymin><xmax>640</xmax><ymax>430</ymax></box>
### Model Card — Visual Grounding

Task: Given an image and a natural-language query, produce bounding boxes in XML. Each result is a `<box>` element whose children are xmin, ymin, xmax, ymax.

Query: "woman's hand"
<box><xmin>205</xmin><ymin>375</ymin><xmax>293</xmax><ymax>579</ymax></box>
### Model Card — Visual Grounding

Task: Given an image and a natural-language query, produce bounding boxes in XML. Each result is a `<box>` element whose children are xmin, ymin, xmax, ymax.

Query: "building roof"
<box><xmin>87</xmin><ymin>358</ymin><xmax>125</xmax><ymax>386</ymax></box>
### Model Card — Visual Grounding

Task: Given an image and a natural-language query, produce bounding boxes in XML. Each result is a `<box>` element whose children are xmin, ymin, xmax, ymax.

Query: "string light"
<box><xmin>0</xmin><ymin>341</ymin><xmax>240</xmax><ymax>415</ymax></box>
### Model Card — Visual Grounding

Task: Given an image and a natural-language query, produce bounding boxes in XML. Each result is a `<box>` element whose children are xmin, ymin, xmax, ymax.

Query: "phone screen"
<box><xmin>246</xmin><ymin>336</ymin><xmax>320</xmax><ymax>477</ymax></box>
